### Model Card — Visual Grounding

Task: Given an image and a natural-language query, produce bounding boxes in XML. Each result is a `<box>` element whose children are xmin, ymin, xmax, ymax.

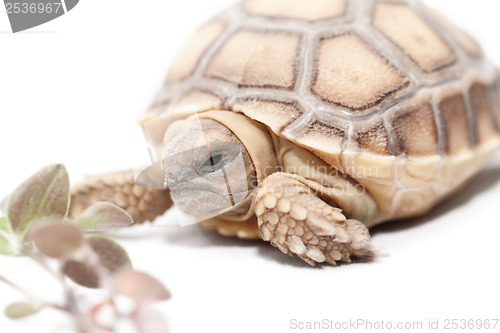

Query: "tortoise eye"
<box><xmin>199</xmin><ymin>153</ymin><xmax>225</xmax><ymax>173</ymax></box>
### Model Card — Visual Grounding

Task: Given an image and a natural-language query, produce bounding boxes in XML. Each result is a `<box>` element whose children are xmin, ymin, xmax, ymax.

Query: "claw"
<box><xmin>306</xmin><ymin>212</ymin><xmax>337</xmax><ymax>236</ymax></box>
<box><xmin>261</xmin><ymin>225</ymin><xmax>272</xmax><ymax>241</ymax></box>
<box><xmin>306</xmin><ymin>247</ymin><xmax>325</xmax><ymax>263</ymax></box>
<box><xmin>276</xmin><ymin>243</ymin><xmax>289</xmax><ymax>255</ymax></box>
<box><xmin>333</xmin><ymin>227</ymin><xmax>349</xmax><ymax>243</ymax></box>
<box><xmin>329</xmin><ymin>249</ymin><xmax>342</xmax><ymax>261</ymax></box>
<box><xmin>286</xmin><ymin>235</ymin><xmax>306</xmax><ymax>255</ymax></box>
<box><xmin>324</xmin><ymin>257</ymin><xmax>337</xmax><ymax>265</ymax></box>
<box><xmin>255</xmin><ymin>173</ymin><xmax>379</xmax><ymax>266</ymax></box>
<box><xmin>299</xmin><ymin>255</ymin><xmax>316</xmax><ymax>266</ymax></box>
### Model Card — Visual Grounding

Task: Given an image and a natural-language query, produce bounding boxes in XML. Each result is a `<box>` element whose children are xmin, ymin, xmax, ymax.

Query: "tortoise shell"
<box><xmin>142</xmin><ymin>0</ymin><xmax>500</xmax><ymax>224</ymax></box>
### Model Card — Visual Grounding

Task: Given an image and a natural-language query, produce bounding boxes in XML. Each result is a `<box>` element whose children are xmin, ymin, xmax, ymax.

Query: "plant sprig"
<box><xmin>0</xmin><ymin>164</ymin><xmax>170</xmax><ymax>333</ymax></box>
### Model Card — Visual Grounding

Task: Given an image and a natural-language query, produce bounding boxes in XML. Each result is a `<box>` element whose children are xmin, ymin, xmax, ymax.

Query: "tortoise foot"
<box><xmin>255</xmin><ymin>173</ymin><xmax>378</xmax><ymax>266</ymax></box>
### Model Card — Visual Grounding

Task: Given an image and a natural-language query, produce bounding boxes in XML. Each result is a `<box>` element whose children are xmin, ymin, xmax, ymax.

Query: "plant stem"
<box><xmin>0</xmin><ymin>273</ymin><xmax>75</xmax><ymax>315</ymax></box>
<box><xmin>0</xmin><ymin>274</ymin><xmax>38</xmax><ymax>300</ymax></box>
<box><xmin>0</xmin><ymin>228</ymin><xmax>20</xmax><ymax>254</ymax></box>
<box><xmin>22</xmin><ymin>247</ymin><xmax>87</xmax><ymax>333</ymax></box>
<box><xmin>46</xmin><ymin>303</ymin><xmax>71</xmax><ymax>313</ymax></box>
<box><xmin>0</xmin><ymin>228</ymin><xmax>12</xmax><ymax>241</ymax></box>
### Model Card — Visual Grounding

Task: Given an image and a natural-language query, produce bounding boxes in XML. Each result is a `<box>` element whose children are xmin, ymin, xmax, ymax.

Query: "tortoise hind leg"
<box><xmin>69</xmin><ymin>170</ymin><xmax>173</xmax><ymax>224</ymax></box>
<box><xmin>254</xmin><ymin>173</ymin><xmax>376</xmax><ymax>266</ymax></box>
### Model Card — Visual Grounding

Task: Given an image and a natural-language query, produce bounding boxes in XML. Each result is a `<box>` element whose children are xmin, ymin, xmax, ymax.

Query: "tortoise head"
<box><xmin>161</xmin><ymin>111</ymin><xmax>276</xmax><ymax>219</ymax></box>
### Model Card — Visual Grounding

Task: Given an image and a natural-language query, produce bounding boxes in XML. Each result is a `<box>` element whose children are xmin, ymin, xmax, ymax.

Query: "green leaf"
<box><xmin>63</xmin><ymin>235</ymin><xmax>131</xmax><ymax>288</ymax></box>
<box><xmin>74</xmin><ymin>202</ymin><xmax>133</xmax><ymax>232</ymax></box>
<box><xmin>7</xmin><ymin>164</ymin><xmax>70</xmax><ymax>239</ymax></box>
<box><xmin>114</xmin><ymin>269</ymin><xmax>171</xmax><ymax>303</ymax></box>
<box><xmin>0</xmin><ymin>216</ymin><xmax>16</xmax><ymax>256</ymax></box>
<box><xmin>31</xmin><ymin>221</ymin><xmax>83</xmax><ymax>258</ymax></box>
<box><xmin>5</xmin><ymin>301</ymin><xmax>43</xmax><ymax>319</ymax></box>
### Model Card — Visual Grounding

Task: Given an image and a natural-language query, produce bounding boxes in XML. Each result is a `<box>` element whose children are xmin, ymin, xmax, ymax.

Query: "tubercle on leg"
<box><xmin>69</xmin><ymin>170</ymin><xmax>173</xmax><ymax>225</ymax></box>
<box><xmin>254</xmin><ymin>172</ymin><xmax>376</xmax><ymax>266</ymax></box>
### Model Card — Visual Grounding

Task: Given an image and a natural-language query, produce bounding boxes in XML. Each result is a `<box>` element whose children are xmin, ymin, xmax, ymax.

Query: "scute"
<box><xmin>355</xmin><ymin>122</ymin><xmax>390</xmax><ymax>156</ymax></box>
<box><xmin>289</xmin><ymin>118</ymin><xmax>347</xmax><ymax>168</ymax></box>
<box><xmin>491</xmin><ymin>74</ymin><xmax>500</xmax><ymax>132</ymax></box>
<box><xmin>425</xmin><ymin>6</ymin><xmax>482</xmax><ymax>58</ymax></box>
<box><xmin>391</xmin><ymin>92</ymin><xmax>438</xmax><ymax>156</ymax></box>
<box><xmin>166</xmin><ymin>20</ymin><xmax>225</xmax><ymax>82</ymax></box>
<box><xmin>312</xmin><ymin>32</ymin><xmax>409</xmax><ymax>110</ymax></box>
<box><xmin>168</xmin><ymin>90</ymin><xmax>223</xmax><ymax>116</ymax></box>
<box><xmin>397</xmin><ymin>156</ymin><xmax>440</xmax><ymax>186</ymax></box>
<box><xmin>436</xmin><ymin>87</ymin><xmax>471</xmax><ymax>155</ymax></box>
<box><xmin>206</xmin><ymin>30</ymin><xmax>300</xmax><ymax>89</ymax></box>
<box><xmin>469</xmin><ymin>82</ymin><xmax>497</xmax><ymax>144</ymax></box>
<box><xmin>373</xmin><ymin>1</ymin><xmax>456</xmax><ymax>73</ymax></box>
<box><xmin>394</xmin><ymin>186</ymin><xmax>438</xmax><ymax>218</ymax></box>
<box><xmin>439</xmin><ymin>153</ymin><xmax>474</xmax><ymax>188</ymax></box>
<box><xmin>233</xmin><ymin>99</ymin><xmax>302</xmax><ymax>133</ymax></box>
<box><xmin>244</xmin><ymin>0</ymin><xmax>346</xmax><ymax>21</ymax></box>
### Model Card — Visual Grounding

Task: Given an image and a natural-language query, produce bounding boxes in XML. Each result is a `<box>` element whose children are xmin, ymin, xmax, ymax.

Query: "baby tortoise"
<box><xmin>70</xmin><ymin>0</ymin><xmax>500</xmax><ymax>265</ymax></box>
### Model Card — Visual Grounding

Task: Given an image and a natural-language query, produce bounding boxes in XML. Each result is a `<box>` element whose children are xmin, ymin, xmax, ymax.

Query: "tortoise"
<box><xmin>69</xmin><ymin>0</ymin><xmax>500</xmax><ymax>265</ymax></box>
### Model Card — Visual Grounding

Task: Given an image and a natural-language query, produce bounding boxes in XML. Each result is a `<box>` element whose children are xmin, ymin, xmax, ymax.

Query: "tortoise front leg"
<box><xmin>69</xmin><ymin>170</ymin><xmax>173</xmax><ymax>224</ymax></box>
<box><xmin>254</xmin><ymin>173</ymin><xmax>376</xmax><ymax>266</ymax></box>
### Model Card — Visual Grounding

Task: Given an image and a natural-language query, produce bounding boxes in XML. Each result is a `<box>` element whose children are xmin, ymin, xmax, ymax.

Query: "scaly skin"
<box><xmin>254</xmin><ymin>173</ymin><xmax>376</xmax><ymax>266</ymax></box>
<box><xmin>69</xmin><ymin>170</ymin><xmax>172</xmax><ymax>224</ymax></box>
<box><xmin>69</xmin><ymin>170</ymin><xmax>377</xmax><ymax>265</ymax></box>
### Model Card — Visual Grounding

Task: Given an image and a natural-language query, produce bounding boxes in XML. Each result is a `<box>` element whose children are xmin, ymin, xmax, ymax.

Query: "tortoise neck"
<box><xmin>194</xmin><ymin>110</ymin><xmax>279</xmax><ymax>184</ymax></box>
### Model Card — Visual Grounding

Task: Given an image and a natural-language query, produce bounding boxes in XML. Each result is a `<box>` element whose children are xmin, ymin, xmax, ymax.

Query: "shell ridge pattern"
<box><xmin>430</xmin><ymin>92</ymin><xmax>447</xmax><ymax>157</ymax></box>
<box><xmin>158</xmin><ymin>0</ymin><xmax>497</xmax><ymax>153</ymax></box>
<box><xmin>191</xmin><ymin>6</ymin><xmax>244</xmax><ymax>86</ymax></box>
<box><xmin>372</xmin><ymin>1</ymin><xmax>457</xmax><ymax>74</ymax></box>
<box><xmin>461</xmin><ymin>82</ymin><xmax>478</xmax><ymax>149</ymax></box>
<box><xmin>154</xmin><ymin>0</ymin><xmax>500</xmax><ymax>220</ymax></box>
<box><xmin>411</xmin><ymin>0</ymin><xmax>470</xmax><ymax>71</ymax></box>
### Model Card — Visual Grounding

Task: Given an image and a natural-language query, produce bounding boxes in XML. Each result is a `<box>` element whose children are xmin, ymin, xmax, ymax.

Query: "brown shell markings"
<box><xmin>145</xmin><ymin>0</ymin><xmax>500</xmax><ymax>222</ymax></box>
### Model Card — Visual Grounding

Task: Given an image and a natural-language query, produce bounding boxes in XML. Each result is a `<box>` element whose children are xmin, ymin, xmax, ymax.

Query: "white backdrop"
<box><xmin>0</xmin><ymin>1</ymin><xmax>499</xmax><ymax>332</ymax></box>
